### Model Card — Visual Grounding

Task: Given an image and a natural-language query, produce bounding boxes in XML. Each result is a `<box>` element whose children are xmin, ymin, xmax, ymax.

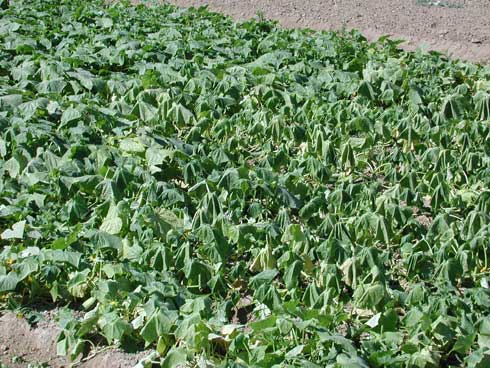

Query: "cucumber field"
<box><xmin>1</xmin><ymin>0</ymin><xmax>490</xmax><ymax>367</ymax></box>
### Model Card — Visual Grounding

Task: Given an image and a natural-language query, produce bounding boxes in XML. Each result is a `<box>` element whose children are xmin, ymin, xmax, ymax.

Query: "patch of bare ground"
<box><xmin>0</xmin><ymin>311</ymin><xmax>149</xmax><ymax>368</ymax></box>
<box><xmin>161</xmin><ymin>0</ymin><xmax>490</xmax><ymax>63</ymax></box>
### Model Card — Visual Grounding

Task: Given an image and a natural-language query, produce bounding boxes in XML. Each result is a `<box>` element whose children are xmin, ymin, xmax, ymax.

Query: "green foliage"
<box><xmin>416</xmin><ymin>0</ymin><xmax>465</xmax><ymax>8</ymax></box>
<box><xmin>1</xmin><ymin>0</ymin><xmax>490</xmax><ymax>366</ymax></box>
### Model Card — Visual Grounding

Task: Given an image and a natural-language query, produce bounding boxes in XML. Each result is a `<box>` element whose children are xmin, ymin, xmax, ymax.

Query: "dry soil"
<box><xmin>0</xmin><ymin>311</ymin><xmax>149</xmax><ymax>368</ymax></box>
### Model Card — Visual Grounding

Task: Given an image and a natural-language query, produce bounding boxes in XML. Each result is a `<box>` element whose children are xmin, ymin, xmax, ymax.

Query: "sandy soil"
<box><xmin>163</xmin><ymin>0</ymin><xmax>490</xmax><ymax>63</ymax></box>
<box><xmin>0</xmin><ymin>311</ymin><xmax>149</xmax><ymax>368</ymax></box>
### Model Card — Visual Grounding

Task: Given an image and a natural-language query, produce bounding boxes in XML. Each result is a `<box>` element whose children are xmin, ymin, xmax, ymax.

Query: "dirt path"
<box><xmin>163</xmin><ymin>0</ymin><xmax>490</xmax><ymax>63</ymax></box>
<box><xmin>0</xmin><ymin>311</ymin><xmax>149</xmax><ymax>368</ymax></box>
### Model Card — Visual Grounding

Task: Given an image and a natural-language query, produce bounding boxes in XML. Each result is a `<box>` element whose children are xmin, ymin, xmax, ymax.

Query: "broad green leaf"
<box><xmin>120</xmin><ymin>138</ymin><xmax>145</xmax><ymax>153</ymax></box>
<box><xmin>4</xmin><ymin>157</ymin><xmax>20</xmax><ymax>177</ymax></box>
<box><xmin>100</xmin><ymin>202</ymin><xmax>123</xmax><ymax>235</ymax></box>
<box><xmin>0</xmin><ymin>273</ymin><xmax>19</xmax><ymax>292</ymax></box>
<box><xmin>1</xmin><ymin>220</ymin><xmax>26</xmax><ymax>240</ymax></box>
<box><xmin>101</xmin><ymin>315</ymin><xmax>132</xmax><ymax>344</ymax></box>
<box><xmin>285</xmin><ymin>344</ymin><xmax>304</xmax><ymax>358</ymax></box>
<box><xmin>97</xmin><ymin>17</ymin><xmax>113</xmax><ymax>29</ymax></box>
<box><xmin>61</xmin><ymin>106</ymin><xmax>82</xmax><ymax>126</ymax></box>
<box><xmin>161</xmin><ymin>347</ymin><xmax>187</xmax><ymax>368</ymax></box>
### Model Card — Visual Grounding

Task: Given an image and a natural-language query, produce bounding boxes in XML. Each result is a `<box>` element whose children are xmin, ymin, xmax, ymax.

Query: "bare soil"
<box><xmin>163</xmin><ymin>0</ymin><xmax>490</xmax><ymax>63</ymax></box>
<box><xmin>0</xmin><ymin>311</ymin><xmax>149</xmax><ymax>368</ymax></box>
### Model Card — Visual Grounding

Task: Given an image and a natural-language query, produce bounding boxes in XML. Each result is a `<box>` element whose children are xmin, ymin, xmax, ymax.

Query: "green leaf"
<box><xmin>100</xmin><ymin>202</ymin><xmax>123</xmax><ymax>235</ymax></box>
<box><xmin>284</xmin><ymin>260</ymin><xmax>302</xmax><ymax>290</ymax></box>
<box><xmin>100</xmin><ymin>313</ymin><xmax>132</xmax><ymax>344</ymax></box>
<box><xmin>355</xmin><ymin>283</ymin><xmax>386</xmax><ymax>310</ymax></box>
<box><xmin>61</xmin><ymin>106</ymin><xmax>82</xmax><ymax>126</ymax></box>
<box><xmin>250</xmin><ymin>269</ymin><xmax>278</xmax><ymax>288</ymax></box>
<box><xmin>141</xmin><ymin>309</ymin><xmax>176</xmax><ymax>345</ymax></box>
<box><xmin>146</xmin><ymin>146</ymin><xmax>172</xmax><ymax>167</ymax></box>
<box><xmin>120</xmin><ymin>138</ymin><xmax>146</xmax><ymax>153</ymax></box>
<box><xmin>285</xmin><ymin>344</ymin><xmax>304</xmax><ymax>358</ymax></box>
<box><xmin>4</xmin><ymin>157</ymin><xmax>20</xmax><ymax>177</ymax></box>
<box><xmin>358</xmin><ymin>81</ymin><xmax>375</xmax><ymax>100</ymax></box>
<box><xmin>94</xmin><ymin>231</ymin><xmax>122</xmax><ymax>250</ymax></box>
<box><xmin>366</xmin><ymin>313</ymin><xmax>381</xmax><ymax>328</ymax></box>
<box><xmin>97</xmin><ymin>17</ymin><xmax>113</xmax><ymax>29</ymax></box>
<box><xmin>134</xmin><ymin>101</ymin><xmax>157</xmax><ymax>122</ymax></box>
<box><xmin>0</xmin><ymin>137</ymin><xmax>6</xmax><ymax>157</ymax></box>
<box><xmin>37</xmin><ymin>79</ymin><xmax>67</xmax><ymax>94</ymax></box>
<box><xmin>474</xmin><ymin>91</ymin><xmax>490</xmax><ymax>121</ymax></box>
<box><xmin>250</xmin><ymin>315</ymin><xmax>277</xmax><ymax>332</ymax></box>
<box><xmin>161</xmin><ymin>347</ymin><xmax>187</xmax><ymax>368</ymax></box>
<box><xmin>317</xmin><ymin>333</ymin><xmax>357</xmax><ymax>354</ymax></box>
<box><xmin>41</xmin><ymin>250</ymin><xmax>82</xmax><ymax>268</ymax></box>
<box><xmin>408</xmin><ymin>88</ymin><xmax>422</xmax><ymax>105</ymax></box>
<box><xmin>466</xmin><ymin>350</ymin><xmax>490</xmax><ymax>368</ymax></box>
<box><xmin>16</xmin><ymin>258</ymin><xmax>38</xmax><ymax>280</ymax></box>
<box><xmin>441</xmin><ymin>94</ymin><xmax>466</xmax><ymax>121</ymax></box>
<box><xmin>0</xmin><ymin>273</ymin><xmax>19</xmax><ymax>292</ymax></box>
<box><xmin>1</xmin><ymin>220</ymin><xmax>26</xmax><ymax>240</ymax></box>
<box><xmin>452</xmin><ymin>333</ymin><xmax>475</xmax><ymax>354</ymax></box>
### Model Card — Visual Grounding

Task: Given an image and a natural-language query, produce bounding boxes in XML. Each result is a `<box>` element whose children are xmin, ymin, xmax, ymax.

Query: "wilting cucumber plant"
<box><xmin>1</xmin><ymin>0</ymin><xmax>490</xmax><ymax>366</ymax></box>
